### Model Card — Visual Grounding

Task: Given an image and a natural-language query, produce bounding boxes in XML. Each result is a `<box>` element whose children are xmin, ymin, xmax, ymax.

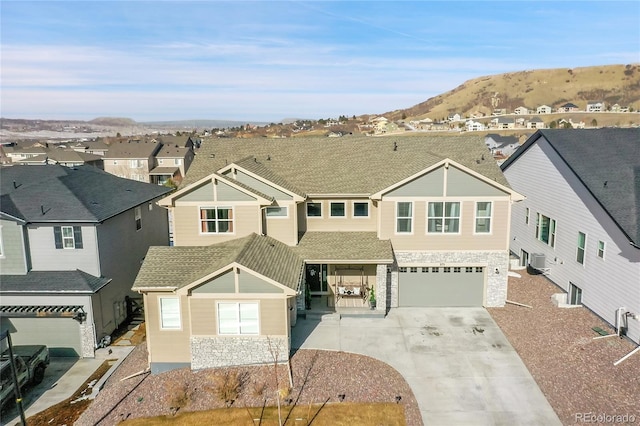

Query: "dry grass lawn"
<box><xmin>120</xmin><ymin>402</ymin><xmax>405</xmax><ymax>426</ymax></box>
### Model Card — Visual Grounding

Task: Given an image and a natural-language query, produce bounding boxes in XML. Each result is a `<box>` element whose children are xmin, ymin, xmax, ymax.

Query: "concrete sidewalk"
<box><xmin>1</xmin><ymin>346</ymin><xmax>133</xmax><ymax>426</ymax></box>
<box><xmin>291</xmin><ymin>307</ymin><xmax>561</xmax><ymax>426</ymax></box>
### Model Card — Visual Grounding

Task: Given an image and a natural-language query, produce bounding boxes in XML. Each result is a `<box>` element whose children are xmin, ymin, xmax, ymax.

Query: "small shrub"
<box><xmin>165</xmin><ymin>380</ymin><xmax>191</xmax><ymax>415</ymax></box>
<box><xmin>252</xmin><ymin>381</ymin><xmax>266</xmax><ymax>398</ymax></box>
<box><xmin>212</xmin><ymin>371</ymin><xmax>245</xmax><ymax>407</ymax></box>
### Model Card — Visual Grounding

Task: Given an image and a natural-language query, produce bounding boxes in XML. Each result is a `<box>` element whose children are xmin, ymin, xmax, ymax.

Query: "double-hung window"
<box><xmin>130</xmin><ymin>159</ymin><xmax>143</xmax><ymax>168</ymax></box>
<box><xmin>135</xmin><ymin>206</ymin><xmax>142</xmax><ymax>231</ymax></box>
<box><xmin>306</xmin><ymin>202</ymin><xmax>322</xmax><ymax>218</ymax></box>
<box><xmin>330</xmin><ymin>202</ymin><xmax>346</xmax><ymax>217</ymax></box>
<box><xmin>535</xmin><ymin>213</ymin><xmax>556</xmax><ymax>247</ymax></box>
<box><xmin>159</xmin><ymin>297</ymin><xmax>181</xmax><ymax>329</ymax></box>
<box><xmin>396</xmin><ymin>202</ymin><xmax>413</xmax><ymax>233</ymax></box>
<box><xmin>576</xmin><ymin>232</ymin><xmax>586</xmax><ymax>264</ymax></box>
<box><xmin>428</xmin><ymin>202</ymin><xmax>460</xmax><ymax>233</ymax></box>
<box><xmin>54</xmin><ymin>226</ymin><xmax>83</xmax><ymax>249</ymax></box>
<box><xmin>475</xmin><ymin>202</ymin><xmax>492</xmax><ymax>233</ymax></box>
<box><xmin>597</xmin><ymin>240</ymin><xmax>605</xmax><ymax>259</ymax></box>
<box><xmin>200</xmin><ymin>207</ymin><xmax>234</xmax><ymax>233</ymax></box>
<box><xmin>218</xmin><ymin>302</ymin><xmax>259</xmax><ymax>335</ymax></box>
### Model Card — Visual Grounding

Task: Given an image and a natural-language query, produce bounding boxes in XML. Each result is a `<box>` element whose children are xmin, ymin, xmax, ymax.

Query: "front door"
<box><xmin>306</xmin><ymin>264</ymin><xmax>328</xmax><ymax>294</ymax></box>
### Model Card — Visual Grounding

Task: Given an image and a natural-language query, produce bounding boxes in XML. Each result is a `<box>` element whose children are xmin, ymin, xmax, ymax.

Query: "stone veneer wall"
<box><xmin>394</xmin><ymin>250</ymin><xmax>509</xmax><ymax>307</ymax></box>
<box><xmin>191</xmin><ymin>335</ymin><xmax>289</xmax><ymax>369</ymax></box>
<box><xmin>375</xmin><ymin>264</ymin><xmax>388</xmax><ymax>311</ymax></box>
<box><xmin>80</xmin><ymin>322</ymin><xmax>96</xmax><ymax>358</ymax></box>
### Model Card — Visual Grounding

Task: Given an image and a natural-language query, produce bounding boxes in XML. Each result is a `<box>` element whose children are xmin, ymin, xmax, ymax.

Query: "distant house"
<box><xmin>484</xmin><ymin>134</ymin><xmax>520</xmax><ymax>158</ymax></box>
<box><xmin>492</xmin><ymin>109</ymin><xmax>507</xmax><ymax>116</ymax></box>
<box><xmin>17</xmin><ymin>150</ymin><xmax>104</xmax><ymax>168</ymax></box>
<box><xmin>586</xmin><ymin>101</ymin><xmax>605</xmax><ymax>113</ymax></box>
<box><xmin>526</xmin><ymin>117</ymin><xmax>545</xmax><ymax>129</ymax></box>
<box><xmin>514</xmin><ymin>107</ymin><xmax>529</xmax><ymax>115</ymax></box>
<box><xmin>610</xmin><ymin>103</ymin><xmax>629</xmax><ymax>113</ymax></box>
<box><xmin>501</xmin><ymin>128</ymin><xmax>640</xmax><ymax>345</ymax></box>
<box><xmin>558</xmin><ymin>103</ymin><xmax>579</xmax><ymax>113</ymax></box>
<box><xmin>71</xmin><ymin>140</ymin><xmax>110</xmax><ymax>156</ymax></box>
<box><xmin>536</xmin><ymin>105</ymin><xmax>552</xmax><ymax>114</ymax></box>
<box><xmin>465</xmin><ymin>120</ymin><xmax>485</xmax><ymax>132</ymax></box>
<box><xmin>447</xmin><ymin>113</ymin><xmax>462</xmax><ymax>122</ymax></box>
<box><xmin>150</xmin><ymin>144</ymin><xmax>195</xmax><ymax>186</ymax></box>
<box><xmin>492</xmin><ymin>117</ymin><xmax>516</xmax><ymax>129</ymax></box>
<box><xmin>0</xmin><ymin>165</ymin><xmax>171</xmax><ymax>357</ymax></box>
<box><xmin>103</xmin><ymin>140</ymin><xmax>163</xmax><ymax>182</ymax></box>
<box><xmin>558</xmin><ymin>118</ymin><xmax>585</xmax><ymax>129</ymax></box>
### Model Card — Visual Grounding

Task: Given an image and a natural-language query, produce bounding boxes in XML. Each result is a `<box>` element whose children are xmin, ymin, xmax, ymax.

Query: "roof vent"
<box><xmin>603</xmin><ymin>181</ymin><xmax>608</xmax><ymax>188</ymax></box>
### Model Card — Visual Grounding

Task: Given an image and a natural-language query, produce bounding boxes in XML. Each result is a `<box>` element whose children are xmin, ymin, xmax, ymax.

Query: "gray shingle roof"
<box><xmin>0</xmin><ymin>165</ymin><xmax>171</xmax><ymax>223</ymax></box>
<box><xmin>293</xmin><ymin>232</ymin><xmax>394</xmax><ymax>262</ymax></box>
<box><xmin>0</xmin><ymin>270</ymin><xmax>111</xmax><ymax>293</ymax></box>
<box><xmin>133</xmin><ymin>233</ymin><xmax>303</xmax><ymax>291</ymax></box>
<box><xmin>502</xmin><ymin>128</ymin><xmax>640</xmax><ymax>245</ymax></box>
<box><xmin>104</xmin><ymin>140</ymin><xmax>161</xmax><ymax>159</ymax></box>
<box><xmin>182</xmin><ymin>135</ymin><xmax>508</xmax><ymax>194</ymax></box>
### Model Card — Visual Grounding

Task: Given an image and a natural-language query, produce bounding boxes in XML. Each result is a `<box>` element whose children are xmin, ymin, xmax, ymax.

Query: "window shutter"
<box><xmin>73</xmin><ymin>226</ymin><xmax>83</xmax><ymax>249</ymax></box>
<box><xmin>54</xmin><ymin>226</ymin><xmax>63</xmax><ymax>249</ymax></box>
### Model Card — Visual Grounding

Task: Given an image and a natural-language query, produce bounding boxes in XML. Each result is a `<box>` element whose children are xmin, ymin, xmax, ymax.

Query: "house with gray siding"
<box><xmin>0</xmin><ymin>165</ymin><xmax>171</xmax><ymax>357</ymax></box>
<box><xmin>501</xmin><ymin>128</ymin><xmax>640</xmax><ymax>344</ymax></box>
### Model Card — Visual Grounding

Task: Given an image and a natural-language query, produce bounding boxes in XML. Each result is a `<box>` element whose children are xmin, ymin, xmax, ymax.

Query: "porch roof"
<box><xmin>293</xmin><ymin>232</ymin><xmax>393</xmax><ymax>263</ymax></box>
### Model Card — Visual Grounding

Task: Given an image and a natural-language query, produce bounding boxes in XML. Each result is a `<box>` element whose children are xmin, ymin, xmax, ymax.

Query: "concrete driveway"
<box><xmin>292</xmin><ymin>307</ymin><xmax>561</xmax><ymax>425</ymax></box>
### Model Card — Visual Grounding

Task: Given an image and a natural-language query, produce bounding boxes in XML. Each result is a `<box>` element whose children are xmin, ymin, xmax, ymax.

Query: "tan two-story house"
<box><xmin>133</xmin><ymin>136</ymin><xmax>524</xmax><ymax>373</ymax></box>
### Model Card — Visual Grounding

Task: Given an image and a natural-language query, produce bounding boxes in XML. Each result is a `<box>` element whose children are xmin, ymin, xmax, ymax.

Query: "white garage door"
<box><xmin>5</xmin><ymin>318</ymin><xmax>82</xmax><ymax>357</ymax></box>
<box><xmin>398</xmin><ymin>266</ymin><xmax>485</xmax><ymax>307</ymax></box>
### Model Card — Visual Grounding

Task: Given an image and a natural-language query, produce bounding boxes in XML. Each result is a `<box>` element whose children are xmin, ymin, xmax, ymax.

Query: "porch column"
<box><xmin>376</xmin><ymin>264</ymin><xmax>387</xmax><ymax>311</ymax></box>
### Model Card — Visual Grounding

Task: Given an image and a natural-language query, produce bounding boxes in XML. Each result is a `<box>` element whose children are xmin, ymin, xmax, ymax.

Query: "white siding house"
<box><xmin>501</xmin><ymin>129</ymin><xmax>640</xmax><ymax>344</ymax></box>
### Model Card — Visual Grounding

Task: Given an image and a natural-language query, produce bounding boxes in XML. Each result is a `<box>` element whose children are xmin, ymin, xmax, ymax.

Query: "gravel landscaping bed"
<box><xmin>488</xmin><ymin>271</ymin><xmax>640</xmax><ymax>425</ymax></box>
<box><xmin>76</xmin><ymin>344</ymin><xmax>420</xmax><ymax>425</ymax></box>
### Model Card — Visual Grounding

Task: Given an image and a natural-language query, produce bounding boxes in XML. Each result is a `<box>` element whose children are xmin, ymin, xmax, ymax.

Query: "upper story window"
<box><xmin>428</xmin><ymin>202</ymin><xmax>460</xmax><ymax>233</ymax></box>
<box><xmin>218</xmin><ymin>302</ymin><xmax>259</xmax><ymax>335</ymax></box>
<box><xmin>135</xmin><ymin>206</ymin><xmax>142</xmax><ymax>231</ymax></box>
<box><xmin>130</xmin><ymin>159</ymin><xmax>143</xmax><ymax>168</ymax></box>
<box><xmin>330</xmin><ymin>202</ymin><xmax>346</xmax><ymax>217</ymax></box>
<box><xmin>576</xmin><ymin>232</ymin><xmax>586</xmax><ymax>264</ymax></box>
<box><xmin>160</xmin><ymin>297</ymin><xmax>181</xmax><ymax>329</ymax></box>
<box><xmin>475</xmin><ymin>202</ymin><xmax>492</xmax><ymax>233</ymax></box>
<box><xmin>265</xmin><ymin>206</ymin><xmax>288</xmax><ymax>217</ymax></box>
<box><xmin>525</xmin><ymin>208</ymin><xmax>529</xmax><ymax>225</ymax></box>
<box><xmin>597</xmin><ymin>240</ymin><xmax>605</xmax><ymax>259</ymax></box>
<box><xmin>54</xmin><ymin>226</ymin><xmax>83</xmax><ymax>249</ymax></box>
<box><xmin>396</xmin><ymin>202</ymin><xmax>413</xmax><ymax>233</ymax></box>
<box><xmin>306</xmin><ymin>202</ymin><xmax>322</xmax><ymax>218</ymax></box>
<box><xmin>353</xmin><ymin>202</ymin><xmax>369</xmax><ymax>218</ymax></box>
<box><xmin>174</xmin><ymin>158</ymin><xmax>182</xmax><ymax>165</ymax></box>
<box><xmin>536</xmin><ymin>213</ymin><xmax>556</xmax><ymax>247</ymax></box>
<box><xmin>200</xmin><ymin>207</ymin><xmax>234</xmax><ymax>233</ymax></box>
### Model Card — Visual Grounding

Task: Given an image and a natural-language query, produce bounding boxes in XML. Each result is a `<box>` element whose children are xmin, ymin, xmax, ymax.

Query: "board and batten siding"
<box><xmin>0</xmin><ymin>219</ymin><xmax>28</xmax><ymax>274</ymax></box>
<box><xmin>28</xmin><ymin>225</ymin><xmax>100</xmax><ymax>276</ymax></box>
<box><xmin>145</xmin><ymin>293</ymin><xmax>191</xmax><ymax>364</ymax></box>
<box><xmin>378</xmin><ymin>199</ymin><xmax>510</xmax><ymax>251</ymax></box>
<box><xmin>504</xmin><ymin>140</ymin><xmax>640</xmax><ymax>343</ymax></box>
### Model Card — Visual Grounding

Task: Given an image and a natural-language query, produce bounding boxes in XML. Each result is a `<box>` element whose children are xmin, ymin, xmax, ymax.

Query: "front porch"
<box><xmin>307</xmin><ymin>294</ymin><xmax>384</xmax><ymax>318</ymax></box>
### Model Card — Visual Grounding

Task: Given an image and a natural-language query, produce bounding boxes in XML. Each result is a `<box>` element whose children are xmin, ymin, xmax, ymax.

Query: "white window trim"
<box><xmin>199</xmin><ymin>206</ymin><xmax>235</xmax><ymax>235</ymax></box>
<box><xmin>329</xmin><ymin>201</ymin><xmax>347</xmax><ymax>218</ymax></box>
<box><xmin>0</xmin><ymin>225</ymin><xmax>4</xmax><ymax>258</ymax></box>
<box><xmin>576</xmin><ymin>231</ymin><xmax>587</xmax><ymax>265</ymax></box>
<box><xmin>217</xmin><ymin>302</ymin><xmax>260</xmax><ymax>335</ymax></box>
<box><xmin>61</xmin><ymin>225</ymin><xmax>76</xmax><ymax>249</ymax></box>
<box><xmin>306</xmin><ymin>202</ymin><xmax>323</xmax><ymax>219</ymax></box>
<box><xmin>159</xmin><ymin>297</ymin><xmax>181</xmax><ymax>330</ymax></box>
<box><xmin>426</xmin><ymin>201</ymin><xmax>461</xmax><ymax>235</ymax></box>
<box><xmin>351</xmin><ymin>201</ymin><xmax>370</xmax><ymax>218</ymax></box>
<box><xmin>135</xmin><ymin>206</ymin><xmax>142</xmax><ymax>231</ymax></box>
<box><xmin>474</xmin><ymin>201</ymin><xmax>492</xmax><ymax>234</ymax></box>
<box><xmin>395</xmin><ymin>201</ymin><xmax>414</xmax><ymax>235</ymax></box>
<box><xmin>265</xmin><ymin>206</ymin><xmax>289</xmax><ymax>219</ymax></box>
<box><xmin>525</xmin><ymin>207</ymin><xmax>530</xmax><ymax>225</ymax></box>
<box><xmin>597</xmin><ymin>240</ymin><xmax>606</xmax><ymax>260</ymax></box>
<box><xmin>535</xmin><ymin>213</ymin><xmax>556</xmax><ymax>248</ymax></box>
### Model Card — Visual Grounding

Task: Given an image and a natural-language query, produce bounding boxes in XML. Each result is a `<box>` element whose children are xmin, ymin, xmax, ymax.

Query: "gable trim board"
<box><xmin>218</xmin><ymin>163</ymin><xmax>305</xmax><ymax>201</ymax></box>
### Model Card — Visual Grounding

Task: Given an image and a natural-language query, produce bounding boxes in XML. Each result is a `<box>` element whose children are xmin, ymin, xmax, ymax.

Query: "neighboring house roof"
<box><xmin>104</xmin><ymin>140</ymin><xmax>161</xmax><ymax>159</ymax></box>
<box><xmin>133</xmin><ymin>233</ymin><xmax>303</xmax><ymax>292</ymax></box>
<box><xmin>181</xmin><ymin>136</ymin><xmax>510</xmax><ymax>194</ymax></box>
<box><xmin>149</xmin><ymin>166</ymin><xmax>180</xmax><ymax>176</ymax></box>
<box><xmin>293</xmin><ymin>232</ymin><xmax>394</xmax><ymax>263</ymax></box>
<box><xmin>156</xmin><ymin>145</ymin><xmax>191</xmax><ymax>159</ymax></box>
<box><xmin>485</xmin><ymin>134</ymin><xmax>518</xmax><ymax>146</ymax></box>
<box><xmin>20</xmin><ymin>150</ymin><xmax>102</xmax><ymax>164</ymax></box>
<box><xmin>501</xmin><ymin>128</ymin><xmax>640</xmax><ymax>246</ymax></box>
<box><xmin>0</xmin><ymin>165</ymin><xmax>171</xmax><ymax>223</ymax></box>
<box><xmin>232</xmin><ymin>156</ymin><xmax>307</xmax><ymax>198</ymax></box>
<box><xmin>0</xmin><ymin>270</ymin><xmax>112</xmax><ymax>293</ymax></box>
<box><xmin>560</xmin><ymin>103</ymin><xmax>579</xmax><ymax>109</ymax></box>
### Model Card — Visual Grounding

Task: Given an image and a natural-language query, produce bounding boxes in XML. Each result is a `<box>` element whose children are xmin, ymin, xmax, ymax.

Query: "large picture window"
<box><xmin>265</xmin><ymin>206</ymin><xmax>288</xmax><ymax>217</ymax></box>
<box><xmin>306</xmin><ymin>202</ymin><xmax>322</xmax><ymax>218</ymax></box>
<box><xmin>330</xmin><ymin>202</ymin><xmax>346</xmax><ymax>217</ymax></box>
<box><xmin>200</xmin><ymin>207</ymin><xmax>234</xmax><ymax>233</ymax></box>
<box><xmin>535</xmin><ymin>213</ymin><xmax>556</xmax><ymax>247</ymax></box>
<box><xmin>475</xmin><ymin>202</ymin><xmax>492</xmax><ymax>233</ymax></box>
<box><xmin>160</xmin><ymin>297</ymin><xmax>181</xmax><ymax>329</ymax></box>
<box><xmin>218</xmin><ymin>302</ymin><xmax>259</xmax><ymax>335</ymax></box>
<box><xmin>396</xmin><ymin>202</ymin><xmax>413</xmax><ymax>233</ymax></box>
<box><xmin>428</xmin><ymin>202</ymin><xmax>460</xmax><ymax>233</ymax></box>
<box><xmin>353</xmin><ymin>202</ymin><xmax>369</xmax><ymax>217</ymax></box>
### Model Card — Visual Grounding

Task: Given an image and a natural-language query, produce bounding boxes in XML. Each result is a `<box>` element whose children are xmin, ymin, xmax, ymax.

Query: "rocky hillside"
<box><xmin>386</xmin><ymin>64</ymin><xmax>640</xmax><ymax>121</ymax></box>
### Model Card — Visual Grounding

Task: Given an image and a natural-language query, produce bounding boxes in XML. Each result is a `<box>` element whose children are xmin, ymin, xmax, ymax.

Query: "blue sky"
<box><xmin>1</xmin><ymin>1</ymin><xmax>639</xmax><ymax>122</ymax></box>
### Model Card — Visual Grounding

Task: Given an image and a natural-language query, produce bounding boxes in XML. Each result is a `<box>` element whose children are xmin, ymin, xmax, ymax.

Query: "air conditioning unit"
<box><xmin>530</xmin><ymin>253</ymin><xmax>546</xmax><ymax>269</ymax></box>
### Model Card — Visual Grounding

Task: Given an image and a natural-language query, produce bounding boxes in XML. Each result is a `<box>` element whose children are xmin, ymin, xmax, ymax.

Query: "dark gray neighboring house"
<box><xmin>0</xmin><ymin>165</ymin><xmax>171</xmax><ymax>356</ymax></box>
<box><xmin>501</xmin><ymin>128</ymin><xmax>640</xmax><ymax>344</ymax></box>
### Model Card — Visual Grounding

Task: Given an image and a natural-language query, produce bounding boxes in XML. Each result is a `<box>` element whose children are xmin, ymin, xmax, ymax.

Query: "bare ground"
<box><xmin>488</xmin><ymin>271</ymin><xmax>640</xmax><ymax>425</ymax></box>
